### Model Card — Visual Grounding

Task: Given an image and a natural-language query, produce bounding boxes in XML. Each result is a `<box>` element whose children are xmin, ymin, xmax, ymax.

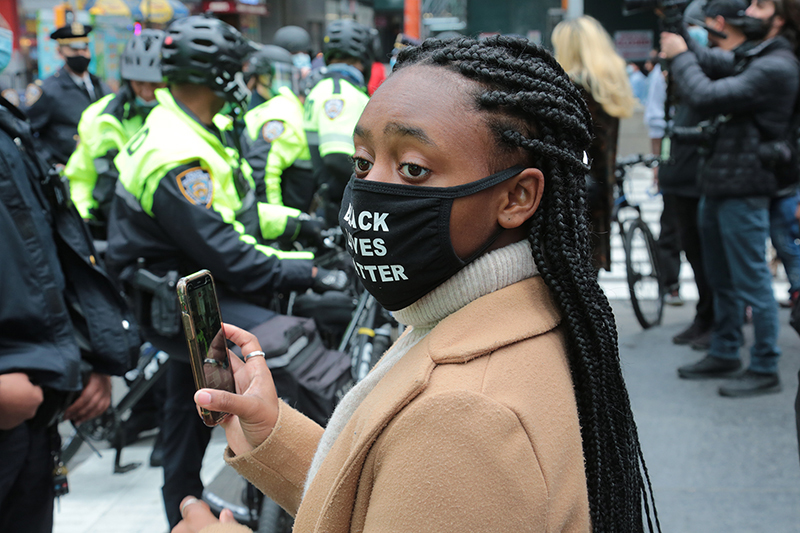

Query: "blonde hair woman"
<box><xmin>552</xmin><ymin>16</ymin><xmax>638</xmax><ymax>271</ymax></box>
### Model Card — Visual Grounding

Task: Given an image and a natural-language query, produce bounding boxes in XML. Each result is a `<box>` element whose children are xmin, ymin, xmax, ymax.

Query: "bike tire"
<box><xmin>256</xmin><ymin>497</ymin><xmax>293</xmax><ymax>533</ymax></box>
<box><xmin>624</xmin><ymin>218</ymin><xmax>664</xmax><ymax>329</ymax></box>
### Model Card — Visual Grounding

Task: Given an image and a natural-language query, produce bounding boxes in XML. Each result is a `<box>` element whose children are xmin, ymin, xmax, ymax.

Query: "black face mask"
<box><xmin>738</xmin><ymin>15</ymin><xmax>773</xmax><ymax>41</ymax></box>
<box><xmin>66</xmin><ymin>55</ymin><xmax>90</xmax><ymax>74</ymax></box>
<box><xmin>338</xmin><ymin>166</ymin><xmax>525</xmax><ymax>311</ymax></box>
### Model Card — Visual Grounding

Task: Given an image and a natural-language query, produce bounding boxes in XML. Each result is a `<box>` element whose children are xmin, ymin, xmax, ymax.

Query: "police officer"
<box><xmin>23</xmin><ymin>22</ymin><xmax>111</xmax><ymax>167</ymax></box>
<box><xmin>273</xmin><ymin>25</ymin><xmax>313</xmax><ymax>77</ymax></box>
<box><xmin>105</xmin><ymin>15</ymin><xmax>345</xmax><ymax>527</ymax></box>
<box><xmin>304</xmin><ymin>19</ymin><xmax>373</xmax><ymax>225</ymax></box>
<box><xmin>0</xmin><ymin>14</ymin><xmax>139</xmax><ymax>532</ymax></box>
<box><xmin>64</xmin><ymin>29</ymin><xmax>166</xmax><ymax>237</ymax></box>
<box><xmin>242</xmin><ymin>44</ymin><xmax>316</xmax><ymax>211</ymax></box>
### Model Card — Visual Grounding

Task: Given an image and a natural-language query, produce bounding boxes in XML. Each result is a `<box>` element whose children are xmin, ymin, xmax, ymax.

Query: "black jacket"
<box><xmin>659</xmin><ymin>102</ymin><xmax>706</xmax><ymax>197</ymax></box>
<box><xmin>23</xmin><ymin>66</ymin><xmax>110</xmax><ymax>166</ymax></box>
<box><xmin>0</xmin><ymin>96</ymin><xmax>138</xmax><ymax>393</ymax></box>
<box><xmin>670</xmin><ymin>36</ymin><xmax>800</xmax><ymax>197</ymax></box>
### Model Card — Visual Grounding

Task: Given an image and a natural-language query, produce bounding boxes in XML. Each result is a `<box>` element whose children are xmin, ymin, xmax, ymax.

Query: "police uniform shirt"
<box><xmin>243</xmin><ymin>86</ymin><xmax>314</xmax><ymax>210</ymax></box>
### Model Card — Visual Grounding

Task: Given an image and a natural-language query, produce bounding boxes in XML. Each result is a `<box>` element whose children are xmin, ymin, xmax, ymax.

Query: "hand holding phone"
<box><xmin>194</xmin><ymin>323</ymin><xmax>281</xmax><ymax>455</ymax></box>
<box><xmin>177</xmin><ymin>270</ymin><xmax>235</xmax><ymax>426</ymax></box>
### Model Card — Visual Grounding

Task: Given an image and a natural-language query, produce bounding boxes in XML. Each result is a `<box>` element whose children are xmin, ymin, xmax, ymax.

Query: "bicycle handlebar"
<box><xmin>616</xmin><ymin>154</ymin><xmax>660</xmax><ymax>170</ymax></box>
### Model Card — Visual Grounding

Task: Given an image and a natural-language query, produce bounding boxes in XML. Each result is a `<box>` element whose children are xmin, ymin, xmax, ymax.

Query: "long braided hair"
<box><xmin>395</xmin><ymin>35</ymin><xmax>660</xmax><ymax>532</ymax></box>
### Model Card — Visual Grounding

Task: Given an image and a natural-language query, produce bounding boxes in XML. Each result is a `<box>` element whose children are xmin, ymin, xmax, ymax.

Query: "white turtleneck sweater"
<box><xmin>304</xmin><ymin>240</ymin><xmax>538</xmax><ymax>493</ymax></box>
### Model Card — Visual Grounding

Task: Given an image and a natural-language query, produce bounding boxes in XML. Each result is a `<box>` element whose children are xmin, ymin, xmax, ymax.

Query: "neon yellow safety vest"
<box><xmin>115</xmin><ymin>88</ymin><xmax>312</xmax><ymax>260</ymax></box>
<box><xmin>304</xmin><ymin>75</ymin><xmax>369</xmax><ymax>158</ymax></box>
<box><xmin>64</xmin><ymin>93</ymin><xmax>144</xmax><ymax>219</ymax></box>
<box><xmin>243</xmin><ymin>86</ymin><xmax>312</xmax><ymax>207</ymax></box>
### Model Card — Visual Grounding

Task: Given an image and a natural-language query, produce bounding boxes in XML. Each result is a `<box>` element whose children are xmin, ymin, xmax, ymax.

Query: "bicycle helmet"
<box><xmin>245</xmin><ymin>44</ymin><xmax>298</xmax><ymax>95</ymax></box>
<box><xmin>161</xmin><ymin>15</ymin><xmax>256</xmax><ymax>106</ymax></box>
<box><xmin>121</xmin><ymin>29</ymin><xmax>164</xmax><ymax>83</ymax></box>
<box><xmin>323</xmin><ymin>19</ymin><xmax>373</xmax><ymax>64</ymax></box>
<box><xmin>273</xmin><ymin>25</ymin><xmax>312</xmax><ymax>55</ymax></box>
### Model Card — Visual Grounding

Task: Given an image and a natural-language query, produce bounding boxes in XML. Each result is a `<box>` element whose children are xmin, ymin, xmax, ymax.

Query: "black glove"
<box><xmin>297</xmin><ymin>212</ymin><xmax>325</xmax><ymax>243</ymax></box>
<box><xmin>312</xmin><ymin>267</ymin><xmax>348</xmax><ymax>293</ymax></box>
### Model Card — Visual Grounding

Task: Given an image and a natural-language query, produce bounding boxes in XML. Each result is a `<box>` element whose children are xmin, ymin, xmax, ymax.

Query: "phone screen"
<box><xmin>185</xmin><ymin>275</ymin><xmax>235</xmax><ymax>397</ymax></box>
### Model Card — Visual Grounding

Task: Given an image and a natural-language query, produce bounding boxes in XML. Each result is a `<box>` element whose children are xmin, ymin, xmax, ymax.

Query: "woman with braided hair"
<box><xmin>174</xmin><ymin>35</ymin><xmax>659</xmax><ymax>533</ymax></box>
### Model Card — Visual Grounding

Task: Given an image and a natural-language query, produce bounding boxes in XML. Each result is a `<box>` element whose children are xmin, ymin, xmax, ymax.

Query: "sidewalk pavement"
<box><xmin>53</xmin><ymin>296</ymin><xmax>800</xmax><ymax>533</ymax></box>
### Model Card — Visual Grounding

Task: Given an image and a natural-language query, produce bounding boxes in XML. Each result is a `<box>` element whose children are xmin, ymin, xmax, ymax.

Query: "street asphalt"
<box><xmin>616</xmin><ymin>297</ymin><xmax>800</xmax><ymax>533</ymax></box>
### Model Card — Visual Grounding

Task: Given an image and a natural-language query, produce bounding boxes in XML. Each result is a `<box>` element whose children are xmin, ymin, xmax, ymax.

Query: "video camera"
<box><xmin>623</xmin><ymin>0</ymin><xmax>690</xmax><ymax>33</ymax></box>
<box><xmin>622</xmin><ymin>0</ymin><xmax>728</xmax><ymax>39</ymax></box>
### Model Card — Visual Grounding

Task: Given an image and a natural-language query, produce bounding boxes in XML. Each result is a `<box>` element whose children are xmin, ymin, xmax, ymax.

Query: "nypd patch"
<box><xmin>262</xmin><ymin>120</ymin><xmax>286</xmax><ymax>142</ymax></box>
<box><xmin>177</xmin><ymin>167</ymin><xmax>214</xmax><ymax>208</ymax></box>
<box><xmin>324</xmin><ymin>98</ymin><xmax>344</xmax><ymax>120</ymax></box>
<box><xmin>25</xmin><ymin>83</ymin><xmax>43</xmax><ymax>106</ymax></box>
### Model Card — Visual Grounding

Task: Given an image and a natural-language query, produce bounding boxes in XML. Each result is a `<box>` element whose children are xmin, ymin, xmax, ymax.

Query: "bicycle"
<box><xmin>613</xmin><ymin>154</ymin><xmax>664</xmax><ymax>329</ymax></box>
<box><xmin>60</xmin><ymin>341</ymin><xmax>170</xmax><ymax>473</ymax></box>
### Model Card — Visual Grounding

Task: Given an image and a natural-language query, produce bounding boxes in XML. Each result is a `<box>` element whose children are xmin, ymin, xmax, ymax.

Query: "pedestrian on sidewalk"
<box><xmin>661</xmin><ymin>0</ymin><xmax>800</xmax><ymax>397</ymax></box>
<box><xmin>551</xmin><ymin>15</ymin><xmax>639</xmax><ymax>273</ymax></box>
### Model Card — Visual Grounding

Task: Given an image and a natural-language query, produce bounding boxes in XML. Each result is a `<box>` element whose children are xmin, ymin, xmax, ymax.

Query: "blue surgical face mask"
<box><xmin>293</xmin><ymin>52</ymin><xmax>311</xmax><ymax>71</ymax></box>
<box><xmin>135</xmin><ymin>95</ymin><xmax>157</xmax><ymax>110</ymax></box>
<box><xmin>687</xmin><ymin>26</ymin><xmax>709</xmax><ymax>47</ymax></box>
<box><xmin>0</xmin><ymin>28</ymin><xmax>13</xmax><ymax>74</ymax></box>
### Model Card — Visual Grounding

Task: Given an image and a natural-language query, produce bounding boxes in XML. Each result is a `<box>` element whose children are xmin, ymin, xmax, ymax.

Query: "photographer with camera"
<box><xmin>660</xmin><ymin>0</ymin><xmax>800</xmax><ymax>396</ymax></box>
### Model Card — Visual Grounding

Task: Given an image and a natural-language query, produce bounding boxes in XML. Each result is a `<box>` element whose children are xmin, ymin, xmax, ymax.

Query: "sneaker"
<box><xmin>672</xmin><ymin>322</ymin><xmax>710</xmax><ymax>345</ymax></box>
<box><xmin>664</xmin><ymin>289</ymin><xmax>684</xmax><ymax>307</ymax></box>
<box><xmin>678</xmin><ymin>355</ymin><xmax>741</xmax><ymax>380</ymax></box>
<box><xmin>718</xmin><ymin>370</ymin><xmax>781</xmax><ymax>397</ymax></box>
<box><xmin>690</xmin><ymin>330</ymin><xmax>712</xmax><ymax>351</ymax></box>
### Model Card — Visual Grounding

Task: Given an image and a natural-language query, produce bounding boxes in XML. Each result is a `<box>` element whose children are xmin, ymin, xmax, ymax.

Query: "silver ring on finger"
<box><xmin>244</xmin><ymin>350</ymin><xmax>266</xmax><ymax>362</ymax></box>
<box><xmin>180</xmin><ymin>497</ymin><xmax>200</xmax><ymax>518</ymax></box>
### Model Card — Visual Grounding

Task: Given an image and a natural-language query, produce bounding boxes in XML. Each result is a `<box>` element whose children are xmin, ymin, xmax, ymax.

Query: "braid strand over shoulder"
<box><xmin>395</xmin><ymin>35</ymin><xmax>660</xmax><ymax>533</ymax></box>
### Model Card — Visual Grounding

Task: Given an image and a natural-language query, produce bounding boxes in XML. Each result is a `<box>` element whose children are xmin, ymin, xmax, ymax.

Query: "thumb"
<box><xmin>195</xmin><ymin>389</ymin><xmax>262</xmax><ymax>422</ymax></box>
<box><xmin>219</xmin><ymin>508</ymin><xmax>238</xmax><ymax>524</ymax></box>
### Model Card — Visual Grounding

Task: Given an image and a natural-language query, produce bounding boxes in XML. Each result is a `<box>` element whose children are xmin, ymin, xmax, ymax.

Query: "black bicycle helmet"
<box><xmin>245</xmin><ymin>44</ymin><xmax>294</xmax><ymax>76</ymax></box>
<box><xmin>245</xmin><ymin>44</ymin><xmax>298</xmax><ymax>95</ymax></box>
<box><xmin>273</xmin><ymin>25</ymin><xmax>312</xmax><ymax>54</ymax></box>
<box><xmin>161</xmin><ymin>15</ymin><xmax>256</xmax><ymax>105</ymax></box>
<box><xmin>323</xmin><ymin>19</ymin><xmax>373</xmax><ymax>64</ymax></box>
<box><xmin>121</xmin><ymin>29</ymin><xmax>164</xmax><ymax>83</ymax></box>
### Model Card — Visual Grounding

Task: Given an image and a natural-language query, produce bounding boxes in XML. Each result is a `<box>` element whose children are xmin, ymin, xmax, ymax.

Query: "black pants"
<box><xmin>0</xmin><ymin>423</ymin><xmax>55</xmax><ymax>533</ymax></box>
<box><xmin>153</xmin><ymin>294</ymin><xmax>277</xmax><ymax>528</ymax></box>
<box><xmin>657</xmin><ymin>192</ymin><xmax>683</xmax><ymax>291</ymax></box>
<box><xmin>669</xmin><ymin>194</ymin><xmax>714</xmax><ymax>328</ymax></box>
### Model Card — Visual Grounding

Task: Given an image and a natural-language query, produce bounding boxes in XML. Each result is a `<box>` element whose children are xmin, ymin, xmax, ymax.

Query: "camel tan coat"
<box><xmin>209</xmin><ymin>276</ymin><xmax>591</xmax><ymax>533</ymax></box>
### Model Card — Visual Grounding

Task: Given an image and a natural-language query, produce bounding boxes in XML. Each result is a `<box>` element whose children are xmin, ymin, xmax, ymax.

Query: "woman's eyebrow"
<box><xmin>383</xmin><ymin>122</ymin><xmax>437</xmax><ymax>146</ymax></box>
<box><xmin>353</xmin><ymin>124</ymin><xmax>371</xmax><ymax>140</ymax></box>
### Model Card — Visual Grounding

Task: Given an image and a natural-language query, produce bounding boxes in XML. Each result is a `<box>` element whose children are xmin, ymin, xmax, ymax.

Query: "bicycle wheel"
<box><xmin>623</xmin><ymin>218</ymin><xmax>664</xmax><ymax>329</ymax></box>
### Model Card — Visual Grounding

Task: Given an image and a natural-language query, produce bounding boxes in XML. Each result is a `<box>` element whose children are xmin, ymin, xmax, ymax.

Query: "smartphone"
<box><xmin>176</xmin><ymin>270</ymin><xmax>235</xmax><ymax>426</ymax></box>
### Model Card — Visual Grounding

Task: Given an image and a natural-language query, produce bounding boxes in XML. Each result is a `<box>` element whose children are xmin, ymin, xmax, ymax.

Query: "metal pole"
<box><xmin>565</xmin><ymin>0</ymin><xmax>584</xmax><ymax>20</ymax></box>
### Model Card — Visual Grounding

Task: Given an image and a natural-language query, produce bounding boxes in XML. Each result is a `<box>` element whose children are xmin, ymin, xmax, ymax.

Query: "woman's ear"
<box><xmin>497</xmin><ymin>168</ymin><xmax>544</xmax><ymax>229</ymax></box>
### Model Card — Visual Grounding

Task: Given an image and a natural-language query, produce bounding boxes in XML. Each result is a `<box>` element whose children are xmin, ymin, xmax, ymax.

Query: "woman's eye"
<box><xmin>353</xmin><ymin>157</ymin><xmax>373</xmax><ymax>175</ymax></box>
<box><xmin>399</xmin><ymin>163</ymin><xmax>430</xmax><ymax>179</ymax></box>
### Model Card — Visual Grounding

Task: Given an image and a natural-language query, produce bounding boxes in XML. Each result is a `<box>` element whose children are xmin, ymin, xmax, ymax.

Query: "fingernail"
<box><xmin>195</xmin><ymin>390</ymin><xmax>212</xmax><ymax>406</ymax></box>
